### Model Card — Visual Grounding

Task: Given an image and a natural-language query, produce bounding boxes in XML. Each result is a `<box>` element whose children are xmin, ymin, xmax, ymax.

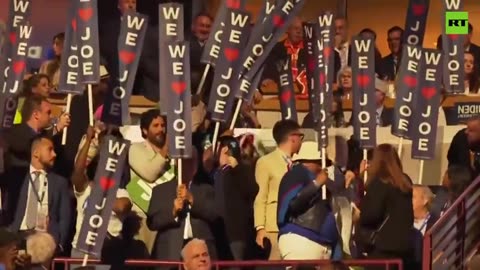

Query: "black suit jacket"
<box><xmin>379</xmin><ymin>53</ymin><xmax>399</xmax><ymax>81</ymax></box>
<box><xmin>3</xmin><ymin>123</ymin><xmax>59</xmax><ymax>170</ymax></box>
<box><xmin>379</xmin><ymin>107</ymin><xmax>394</xmax><ymax>127</ymax></box>
<box><xmin>9</xmin><ymin>170</ymin><xmax>72</xmax><ymax>248</ymax></box>
<box><xmin>147</xmin><ymin>180</ymin><xmax>217</xmax><ymax>260</ymax></box>
<box><xmin>214</xmin><ymin>163</ymin><xmax>258</xmax><ymax>243</ymax></box>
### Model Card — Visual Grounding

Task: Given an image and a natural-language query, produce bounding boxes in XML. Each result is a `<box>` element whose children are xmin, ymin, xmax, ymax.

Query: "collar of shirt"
<box><xmin>26</xmin><ymin>123</ymin><xmax>40</xmax><ymax>135</ymax></box>
<box><xmin>29</xmin><ymin>165</ymin><xmax>46</xmax><ymax>176</ymax></box>
<box><xmin>336</xmin><ymin>42</ymin><xmax>349</xmax><ymax>51</ymax></box>
<box><xmin>376</xmin><ymin>106</ymin><xmax>384</xmax><ymax>115</ymax></box>
<box><xmin>284</xmin><ymin>39</ymin><xmax>304</xmax><ymax>50</ymax></box>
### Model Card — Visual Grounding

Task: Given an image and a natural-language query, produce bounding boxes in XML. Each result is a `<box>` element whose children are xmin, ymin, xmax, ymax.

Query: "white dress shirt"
<box><xmin>20</xmin><ymin>165</ymin><xmax>49</xmax><ymax>230</ymax></box>
<box><xmin>376</xmin><ymin>106</ymin><xmax>384</xmax><ymax>125</ymax></box>
<box><xmin>336</xmin><ymin>42</ymin><xmax>350</xmax><ymax>69</ymax></box>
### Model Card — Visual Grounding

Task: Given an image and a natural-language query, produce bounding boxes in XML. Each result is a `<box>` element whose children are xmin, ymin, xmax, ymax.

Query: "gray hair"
<box><xmin>181</xmin><ymin>238</ymin><xmax>207</xmax><ymax>260</ymax></box>
<box><xmin>337</xmin><ymin>66</ymin><xmax>352</xmax><ymax>85</ymax></box>
<box><xmin>414</xmin><ymin>185</ymin><xmax>435</xmax><ymax>210</ymax></box>
<box><xmin>27</xmin><ymin>232</ymin><xmax>57</xmax><ymax>264</ymax></box>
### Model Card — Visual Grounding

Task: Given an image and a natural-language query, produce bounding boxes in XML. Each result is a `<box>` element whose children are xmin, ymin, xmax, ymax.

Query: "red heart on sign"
<box><xmin>357</xmin><ymin>75</ymin><xmax>370</xmax><ymax>88</ymax></box>
<box><xmin>403</xmin><ymin>75</ymin><xmax>417</xmax><ymax>88</ymax></box>
<box><xmin>172</xmin><ymin>81</ymin><xmax>187</xmax><ymax>95</ymax></box>
<box><xmin>119</xmin><ymin>50</ymin><xmax>136</xmax><ymax>64</ymax></box>
<box><xmin>412</xmin><ymin>4</ymin><xmax>425</xmax><ymax>16</ymax></box>
<box><xmin>224</xmin><ymin>48</ymin><xmax>239</xmax><ymax>62</ymax></box>
<box><xmin>449</xmin><ymin>34</ymin><xmax>458</xmax><ymax>40</ymax></box>
<box><xmin>78</xmin><ymin>8</ymin><xmax>93</xmax><ymax>22</ymax></box>
<box><xmin>100</xmin><ymin>177</ymin><xmax>115</xmax><ymax>191</ymax></box>
<box><xmin>323</xmin><ymin>47</ymin><xmax>331</xmax><ymax>58</ymax></box>
<box><xmin>9</xmin><ymin>32</ymin><xmax>16</xmax><ymax>44</ymax></box>
<box><xmin>281</xmin><ymin>90</ymin><xmax>291</xmax><ymax>103</ymax></box>
<box><xmin>273</xmin><ymin>15</ymin><xmax>284</xmax><ymax>27</ymax></box>
<box><xmin>13</xmin><ymin>61</ymin><xmax>25</xmax><ymax>74</ymax></box>
<box><xmin>71</xmin><ymin>19</ymin><xmax>77</xmax><ymax>31</ymax></box>
<box><xmin>319</xmin><ymin>73</ymin><xmax>326</xmax><ymax>86</ymax></box>
<box><xmin>421</xmin><ymin>87</ymin><xmax>436</xmax><ymax>100</ymax></box>
<box><xmin>226</xmin><ymin>0</ymin><xmax>241</xmax><ymax>9</ymax></box>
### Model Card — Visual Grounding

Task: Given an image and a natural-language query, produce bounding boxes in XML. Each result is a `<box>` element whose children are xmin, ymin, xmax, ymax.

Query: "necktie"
<box><xmin>340</xmin><ymin>45</ymin><xmax>348</xmax><ymax>68</ymax></box>
<box><xmin>376</xmin><ymin>111</ymin><xmax>381</xmax><ymax>125</ymax></box>
<box><xmin>26</xmin><ymin>171</ymin><xmax>41</xmax><ymax>229</ymax></box>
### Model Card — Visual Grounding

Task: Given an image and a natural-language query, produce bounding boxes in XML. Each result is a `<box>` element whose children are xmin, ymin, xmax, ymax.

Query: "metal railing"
<box><xmin>423</xmin><ymin>176</ymin><xmax>480</xmax><ymax>270</ymax></box>
<box><xmin>53</xmin><ymin>258</ymin><xmax>403</xmax><ymax>270</ymax></box>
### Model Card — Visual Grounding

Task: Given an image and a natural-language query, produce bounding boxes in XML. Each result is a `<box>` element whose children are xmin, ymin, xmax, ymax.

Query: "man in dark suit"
<box><xmin>0</xmin><ymin>96</ymin><xmax>70</xmax><ymax>225</ymax></box>
<box><xmin>147</xmin><ymin>149</ymin><xmax>217</xmax><ymax>265</ymax></box>
<box><xmin>379</xmin><ymin>26</ymin><xmax>404</xmax><ymax>81</ymax></box>
<box><xmin>8</xmin><ymin>136</ymin><xmax>72</xmax><ymax>252</ymax></box>
<box><xmin>190</xmin><ymin>13</ymin><xmax>213</xmax><ymax>104</ymax></box>
<box><xmin>3</xmin><ymin>95</ymin><xmax>70</xmax><ymax>170</ymax></box>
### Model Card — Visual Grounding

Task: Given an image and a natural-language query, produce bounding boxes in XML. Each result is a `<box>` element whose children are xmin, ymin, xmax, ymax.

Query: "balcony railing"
<box><xmin>53</xmin><ymin>258</ymin><xmax>403</xmax><ymax>270</ymax></box>
<box><xmin>423</xmin><ymin>176</ymin><xmax>480</xmax><ymax>270</ymax></box>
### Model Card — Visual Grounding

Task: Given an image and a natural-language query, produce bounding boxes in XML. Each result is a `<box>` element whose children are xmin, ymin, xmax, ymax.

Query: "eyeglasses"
<box><xmin>290</xmin><ymin>132</ymin><xmax>305</xmax><ymax>141</ymax></box>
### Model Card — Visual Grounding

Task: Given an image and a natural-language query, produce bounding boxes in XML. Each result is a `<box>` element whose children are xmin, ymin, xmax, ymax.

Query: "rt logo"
<box><xmin>445</xmin><ymin>11</ymin><xmax>468</xmax><ymax>34</ymax></box>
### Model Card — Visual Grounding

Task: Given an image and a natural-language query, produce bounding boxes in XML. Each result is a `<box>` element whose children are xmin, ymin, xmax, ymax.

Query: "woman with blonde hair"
<box><xmin>356</xmin><ymin>144</ymin><xmax>414</xmax><ymax>270</ymax></box>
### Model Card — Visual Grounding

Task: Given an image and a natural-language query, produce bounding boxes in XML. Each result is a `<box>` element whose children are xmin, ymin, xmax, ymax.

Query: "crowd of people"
<box><xmin>0</xmin><ymin>0</ymin><xmax>480</xmax><ymax>270</ymax></box>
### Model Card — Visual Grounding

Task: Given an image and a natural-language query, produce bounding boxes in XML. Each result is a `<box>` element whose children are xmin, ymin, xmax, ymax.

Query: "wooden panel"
<box><xmin>47</xmin><ymin>94</ymin><xmax>480</xmax><ymax>113</ymax></box>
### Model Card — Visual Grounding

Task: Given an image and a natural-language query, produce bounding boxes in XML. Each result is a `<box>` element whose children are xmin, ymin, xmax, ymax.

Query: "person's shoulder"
<box><xmin>129</xmin><ymin>141</ymin><xmax>148</xmax><ymax>152</ymax></box>
<box><xmin>47</xmin><ymin>172</ymin><xmax>69</xmax><ymax>188</ymax></box>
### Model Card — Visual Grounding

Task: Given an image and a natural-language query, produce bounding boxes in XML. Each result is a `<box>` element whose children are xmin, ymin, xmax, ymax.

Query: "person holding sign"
<box><xmin>70</xmin><ymin>126</ymin><xmax>135</xmax><ymax>261</ymax></box>
<box><xmin>3</xmin><ymin>96</ymin><xmax>70</xmax><ymax>170</ymax></box>
<box><xmin>276</xmin><ymin>142</ymin><xmax>335</xmax><ymax>260</ymax></box>
<box><xmin>128</xmin><ymin>110</ymin><xmax>169</xmax><ymax>253</ymax></box>
<box><xmin>213</xmin><ymin>136</ymin><xmax>258</xmax><ymax>261</ymax></box>
<box><xmin>147</xmin><ymin>148</ymin><xmax>218</xmax><ymax>264</ymax></box>
<box><xmin>8</xmin><ymin>136</ymin><xmax>72</xmax><ymax>253</ymax></box>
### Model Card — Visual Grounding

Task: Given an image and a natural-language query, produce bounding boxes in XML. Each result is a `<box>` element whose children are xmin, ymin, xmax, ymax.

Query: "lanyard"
<box><xmin>29</xmin><ymin>173</ymin><xmax>47</xmax><ymax>204</ymax></box>
<box><xmin>417</xmin><ymin>214</ymin><xmax>431</xmax><ymax>232</ymax></box>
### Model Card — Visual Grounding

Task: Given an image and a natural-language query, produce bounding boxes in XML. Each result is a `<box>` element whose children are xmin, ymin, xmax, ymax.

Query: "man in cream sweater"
<box><xmin>253</xmin><ymin>120</ymin><xmax>303</xmax><ymax>260</ymax></box>
<box><xmin>128</xmin><ymin>109</ymin><xmax>170</xmax><ymax>253</ymax></box>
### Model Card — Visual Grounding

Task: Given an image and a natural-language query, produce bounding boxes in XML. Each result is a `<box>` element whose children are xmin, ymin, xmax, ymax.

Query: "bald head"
<box><xmin>287</xmin><ymin>17</ymin><xmax>303</xmax><ymax>44</ymax></box>
<box><xmin>31</xmin><ymin>136</ymin><xmax>56</xmax><ymax>169</ymax></box>
<box><xmin>182</xmin><ymin>239</ymin><xmax>211</xmax><ymax>270</ymax></box>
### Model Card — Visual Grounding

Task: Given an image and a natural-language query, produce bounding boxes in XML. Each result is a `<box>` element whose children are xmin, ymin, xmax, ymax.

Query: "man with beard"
<box><xmin>447</xmin><ymin>116</ymin><xmax>480</xmax><ymax>180</ymax></box>
<box><xmin>8</xmin><ymin>136</ymin><xmax>72</xmax><ymax>253</ymax></box>
<box><xmin>128</xmin><ymin>109</ymin><xmax>169</xmax><ymax>254</ymax></box>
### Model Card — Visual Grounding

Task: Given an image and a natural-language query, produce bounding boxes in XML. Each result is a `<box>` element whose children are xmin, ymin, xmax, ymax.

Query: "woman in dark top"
<box><xmin>213</xmin><ymin>136</ymin><xmax>258</xmax><ymax>261</ymax></box>
<box><xmin>358</xmin><ymin>144</ymin><xmax>414</xmax><ymax>270</ymax></box>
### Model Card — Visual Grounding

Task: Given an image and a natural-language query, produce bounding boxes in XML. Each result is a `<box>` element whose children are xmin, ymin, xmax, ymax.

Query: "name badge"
<box><xmin>35</xmin><ymin>205</ymin><xmax>48</xmax><ymax>232</ymax></box>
